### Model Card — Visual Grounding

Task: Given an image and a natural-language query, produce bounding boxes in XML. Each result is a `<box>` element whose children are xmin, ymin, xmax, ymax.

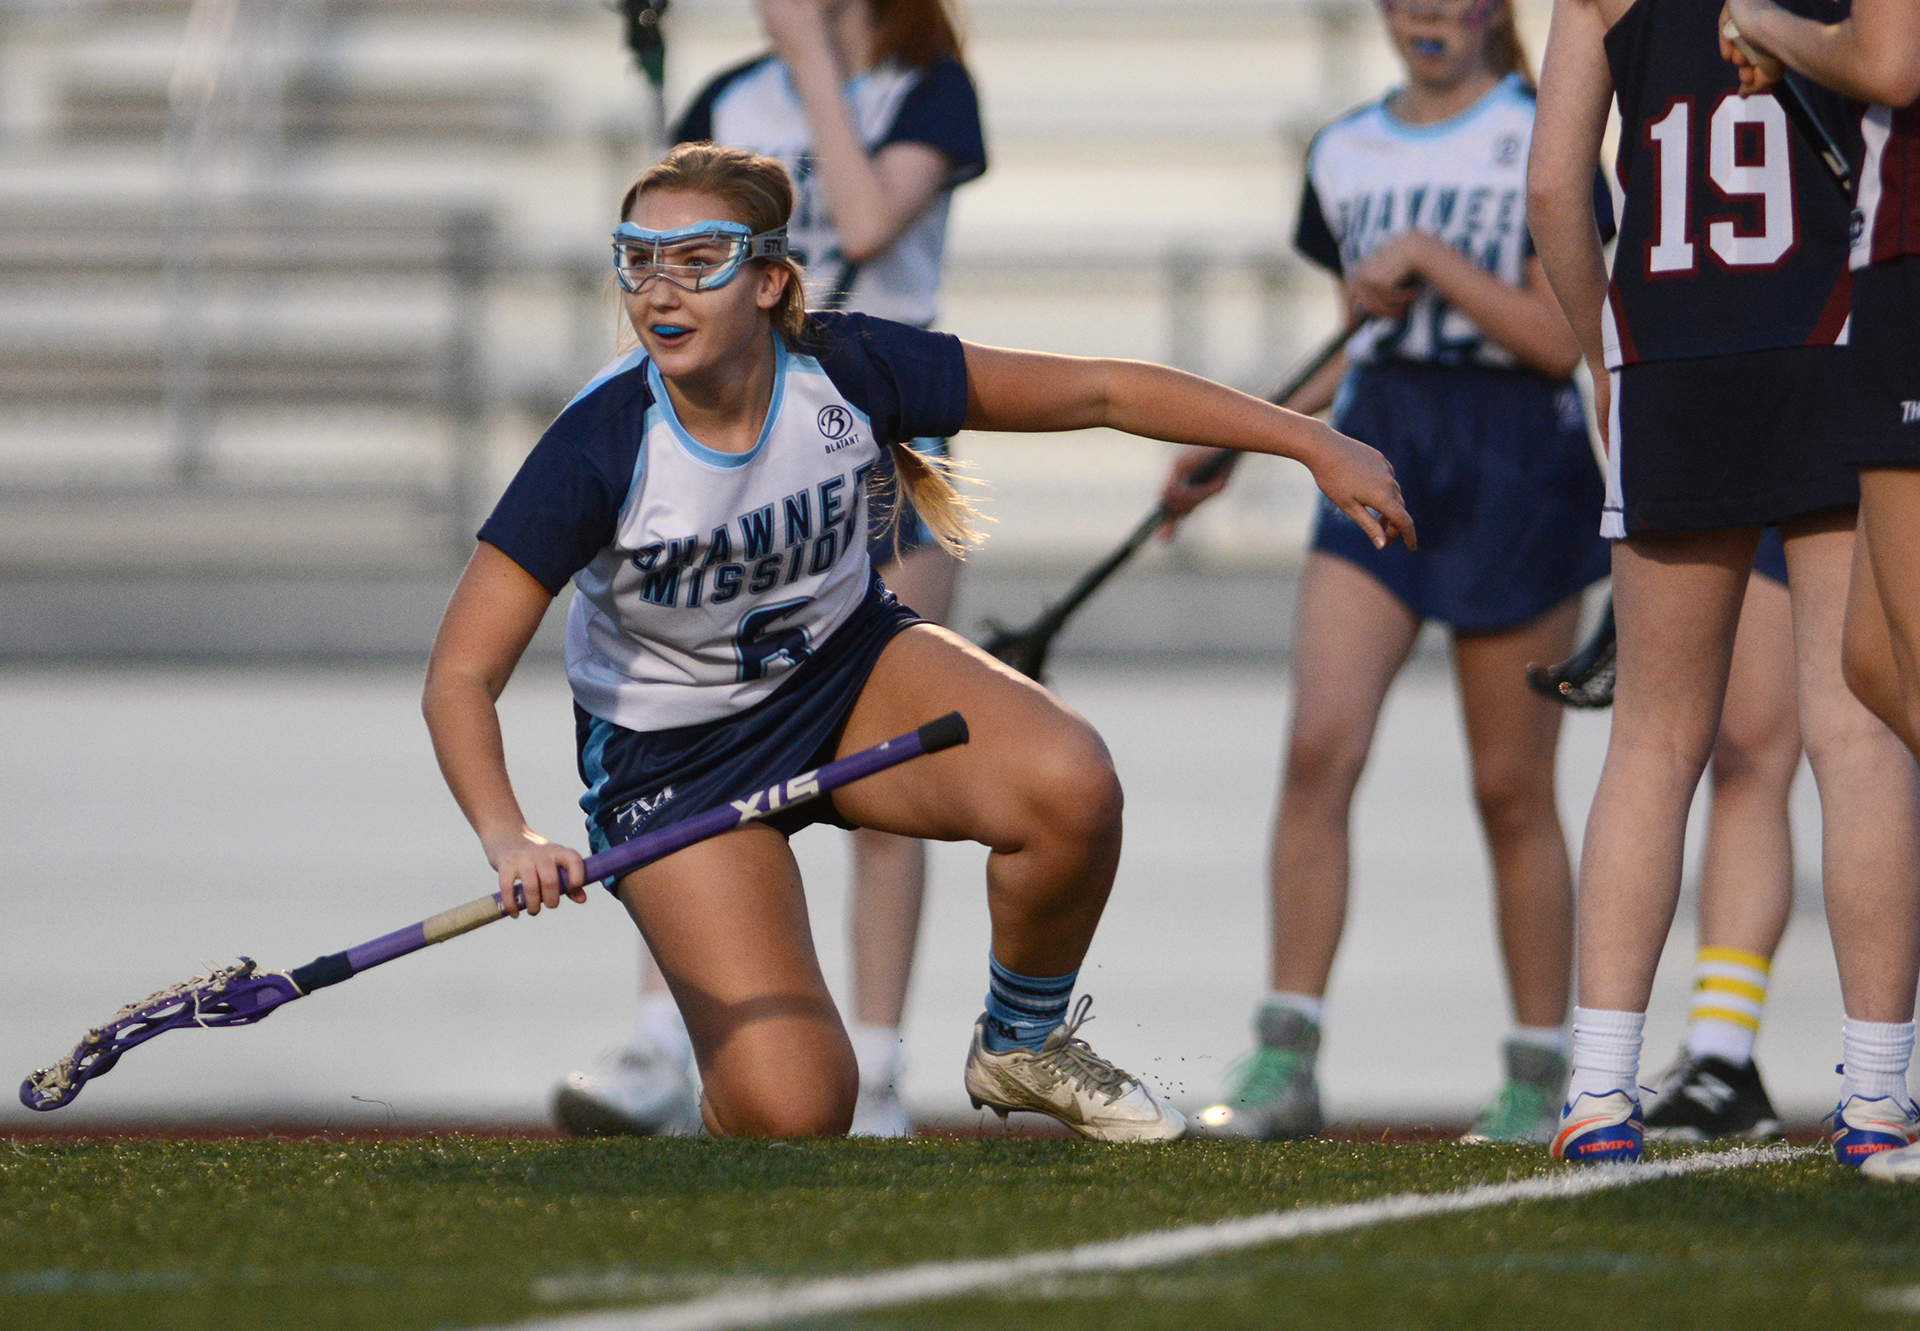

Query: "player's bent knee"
<box><xmin>704</xmin><ymin>1067</ymin><xmax>857</xmax><ymax>1138</ymax></box>
<box><xmin>1018</xmin><ymin>728</ymin><xmax>1123</xmax><ymax>848</ymax></box>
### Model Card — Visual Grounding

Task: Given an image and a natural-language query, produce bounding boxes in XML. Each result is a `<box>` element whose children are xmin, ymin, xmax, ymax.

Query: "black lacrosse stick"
<box><xmin>617</xmin><ymin>0</ymin><xmax>670</xmax><ymax>89</ymax></box>
<box><xmin>980</xmin><ymin>322</ymin><xmax>1355</xmax><ymax>682</ymax></box>
<box><xmin>1528</xmin><ymin>600</ymin><xmax>1616</xmax><ymax>708</ymax></box>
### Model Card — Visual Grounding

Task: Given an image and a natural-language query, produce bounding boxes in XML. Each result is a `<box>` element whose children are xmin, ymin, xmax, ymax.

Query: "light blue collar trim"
<box><xmin>645</xmin><ymin>334</ymin><xmax>788</xmax><ymax>470</ymax></box>
<box><xmin>1377</xmin><ymin>72</ymin><xmax>1526</xmax><ymax>139</ymax></box>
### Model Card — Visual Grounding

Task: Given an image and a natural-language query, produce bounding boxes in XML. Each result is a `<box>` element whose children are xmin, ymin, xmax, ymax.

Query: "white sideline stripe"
<box><xmin>495</xmin><ymin>1145</ymin><xmax>1808</xmax><ymax>1331</ymax></box>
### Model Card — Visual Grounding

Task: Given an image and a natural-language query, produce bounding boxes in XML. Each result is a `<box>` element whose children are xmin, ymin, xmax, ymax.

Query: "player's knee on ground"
<box><xmin>702</xmin><ymin>1048</ymin><xmax>858</xmax><ymax>1138</ymax></box>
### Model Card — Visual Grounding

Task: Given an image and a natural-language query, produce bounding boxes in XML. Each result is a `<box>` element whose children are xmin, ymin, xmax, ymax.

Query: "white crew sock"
<box><xmin>1568</xmin><ymin>1007</ymin><xmax>1644</xmax><ymax>1101</ymax></box>
<box><xmin>1686</xmin><ymin>946</ymin><xmax>1770</xmax><ymax>1066</ymax></box>
<box><xmin>1510</xmin><ymin>1024</ymin><xmax>1569</xmax><ymax>1057</ymax></box>
<box><xmin>1841</xmin><ymin>1017</ymin><xmax>1916</xmax><ymax>1104</ymax></box>
<box><xmin>634</xmin><ymin>992</ymin><xmax>693</xmax><ymax>1070</ymax></box>
<box><xmin>848</xmin><ymin>1022</ymin><xmax>904</xmax><ymax>1092</ymax></box>
<box><xmin>1264</xmin><ymin>990</ymin><xmax>1324</xmax><ymax>1027</ymax></box>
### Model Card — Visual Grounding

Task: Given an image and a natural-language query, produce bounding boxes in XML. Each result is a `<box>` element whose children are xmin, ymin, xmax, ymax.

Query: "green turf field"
<box><xmin>4</xmin><ymin>1134</ymin><xmax>1918</xmax><ymax>1330</ymax></box>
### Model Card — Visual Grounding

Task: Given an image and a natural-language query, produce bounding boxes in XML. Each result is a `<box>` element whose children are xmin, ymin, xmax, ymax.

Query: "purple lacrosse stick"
<box><xmin>21</xmin><ymin>712</ymin><xmax>968</xmax><ymax>1111</ymax></box>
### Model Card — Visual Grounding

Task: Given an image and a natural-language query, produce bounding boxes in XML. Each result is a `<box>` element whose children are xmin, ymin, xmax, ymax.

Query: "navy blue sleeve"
<box><xmin>1592</xmin><ymin>165</ymin><xmax>1618</xmax><ymax>245</ymax></box>
<box><xmin>477</xmin><ymin>377</ymin><xmax>650</xmax><ymax>594</ymax></box>
<box><xmin>1294</xmin><ymin>175</ymin><xmax>1342</xmax><ymax>276</ymax></box>
<box><xmin>671</xmin><ymin>55</ymin><xmax>769</xmax><ymax>145</ymax></box>
<box><xmin>877</xmin><ymin>57</ymin><xmax>987</xmax><ymax>186</ymax></box>
<box><xmin>809</xmin><ymin>312</ymin><xmax>970</xmax><ymax>442</ymax></box>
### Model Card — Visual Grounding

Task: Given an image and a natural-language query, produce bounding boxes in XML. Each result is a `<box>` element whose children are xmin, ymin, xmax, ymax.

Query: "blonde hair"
<box><xmin>622</xmin><ymin>142</ymin><xmax>979</xmax><ymax>557</ymax></box>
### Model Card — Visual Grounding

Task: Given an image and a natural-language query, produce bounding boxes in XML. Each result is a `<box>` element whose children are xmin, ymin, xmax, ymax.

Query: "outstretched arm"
<box><xmin>961</xmin><ymin>342</ymin><xmax>1415</xmax><ymax>550</ymax></box>
<box><xmin>423</xmin><ymin>542</ymin><xmax>586</xmax><ymax>917</ymax></box>
<box><xmin>1723</xmin><ymin>0</ymin><xmax>1920</xmax><ymax>105</ymax></box>
<box><xmin>1528</xmin><ymin>0</ymin><xmax>1617</xmax><ymax>442</ymax></box>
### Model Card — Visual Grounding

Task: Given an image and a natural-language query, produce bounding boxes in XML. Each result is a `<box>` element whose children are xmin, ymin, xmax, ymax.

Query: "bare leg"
<box><xmin>1782</xmin><ymin>513</ymin><xmax>1920</xmax><ymax>1025</ymax></box>
<box><xmin>617</xmin><ymin>824</ymin><xmax>856</xmax><ymax>1138</ymax></box>
<box><xmin>1697</xmin><ymin>571</ymin><xmax>1799</xmax><ymax>961</ymax></box>
<box><xmin>1847</xmin><ymin>469</ymin><xmax>1920</xmax><ymax>753</ymax></box>
<box><xmin>851</xmin><ymin>545</ymin><xmax>958</xmax><ymax>1027</ymax></box>
<box><xmin>1450</xmin><ymin>596</ymin><xmax>1581</xmax><ymax>1030</ymax></box>
<box><xmin>1577</xmin><ymin>529</ymin><xmax>1755</xmax><ymax>1013</ymax></box>
<box><xmin>829</xmin><ymin>624</ymin><xmax>1125</xmax><ymax>979</ymax></box>
<box><xmin>1268</xmin><ymin>553</ymin><xmax>1422</xmax><ymax>996</ymax></box>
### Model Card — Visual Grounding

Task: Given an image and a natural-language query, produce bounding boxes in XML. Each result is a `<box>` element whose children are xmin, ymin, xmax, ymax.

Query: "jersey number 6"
<box><xmin>1645</xmin><ymin>94</ymin><xmax>1796</xmax><ymax>276</ymax></box>
<box><xmin>734</xmin><ymin>597</ymin><xmax>814</xmax><ymax>681</ymax></box>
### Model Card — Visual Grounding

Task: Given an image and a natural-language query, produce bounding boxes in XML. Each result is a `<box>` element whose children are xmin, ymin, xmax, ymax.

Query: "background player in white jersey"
<box><xmin>1531</xmin><ymin>0</ymin><xmax>1920</xmax><ymax>1167</ymax></box>
<box><xmin>1718</xmin><ymin>0</ymin><xmax>1920</xmax><ymax>1179</ymax></box>
<box><xmin>1157</xmin><ymin>0</ymin><xmax>1608</xmax><ymax>1145</ymax></box>
<box><xmin>554</xmin><ymin>0</ymin><xmax>985</xmax><ymax>1139</ymax></box>
<box><xmin>428</xmin><ymin>142</ymin><xmax>1411</xmax><ymax>1140</ymax></box>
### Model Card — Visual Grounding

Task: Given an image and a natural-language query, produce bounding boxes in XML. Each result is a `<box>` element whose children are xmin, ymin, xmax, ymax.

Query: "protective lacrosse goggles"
<box><xmin>612</xmin><ymin>220</ymin><xmax>789</xmax><ymax>294</ymax></box>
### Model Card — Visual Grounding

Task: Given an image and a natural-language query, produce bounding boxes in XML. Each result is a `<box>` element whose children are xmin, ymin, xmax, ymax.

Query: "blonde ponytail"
<box><xmin>877</xmin><ymin>440</ymin><xmax>981</xmax><ymax>559</ymax></box>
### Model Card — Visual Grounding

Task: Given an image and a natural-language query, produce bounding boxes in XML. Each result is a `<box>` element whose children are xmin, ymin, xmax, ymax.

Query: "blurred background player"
<box><xmin>1158</xmin><ymin>0</ymin><xmax>1609</xmax><ymax>1145</ymax></box>
<box><xmin>554</xmin><ymin>0</ymin><xmax>985</xmax><ymax>1139</ymax></box>
<box><xmin>1644</xmin><ymin>529</ymin><xmax>1795</xmax><ymax>1142</ymax></box>
<box><xmin>1530</xmin><ymin>0</ymin><xmax>1920</xmax><ymax>1166</ymax></box>
<box><xmin>1718</xmin><ymin>0</ymin><xmax>1920</xmax><ymax>1178</ymax></box>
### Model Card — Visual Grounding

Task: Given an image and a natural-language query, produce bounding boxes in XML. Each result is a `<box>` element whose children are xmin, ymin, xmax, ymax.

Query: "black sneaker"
<box><xmin>1643</xmin><ymin>1050</ymin><xmax>1783</xmax><ymax>1141</ymax></box>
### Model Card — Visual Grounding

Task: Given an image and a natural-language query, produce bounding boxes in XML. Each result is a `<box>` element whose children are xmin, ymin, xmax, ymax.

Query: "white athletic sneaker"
<box><xmin>1861</xmin><ymin>1139</ymin><xmax>1920</xmax><ymax>1182</ymax></box>
<box><xmin>963</xmin><ymin>996</ymin><xmax>1186</xmax><ymax>1143</ymax></box>
<box><xmin>551</xmin><ymin>1040</ymin><xmax>703</xmax><ymax>1138</ymax></box>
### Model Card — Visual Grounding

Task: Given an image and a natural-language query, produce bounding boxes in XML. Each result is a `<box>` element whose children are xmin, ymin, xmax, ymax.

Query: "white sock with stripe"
<box><xmin>1686</xmin><ymin>946</ymin><xmax>1770</xmax><ymax>1066</ymax></box>
<box><xmin>1567</xmin><ymin>1007</ymin><xmax>1644</xmax><ymax>1102</ymax></box>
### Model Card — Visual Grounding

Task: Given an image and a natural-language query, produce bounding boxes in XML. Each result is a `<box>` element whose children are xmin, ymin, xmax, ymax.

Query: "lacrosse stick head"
<box><xmin>978</xmin><ymin>618</ymin><xmax>1052</xmax><ymax>683</ymax></box>
<box><xmin>1525</xmin><ymin>644</ymin><xmax>1617</xmax><ymax>709</ymax></box>
<box><xmin>20</xmin><ymin>958</ymin><xmax>301</xmax><ymax>1111</ymax></box>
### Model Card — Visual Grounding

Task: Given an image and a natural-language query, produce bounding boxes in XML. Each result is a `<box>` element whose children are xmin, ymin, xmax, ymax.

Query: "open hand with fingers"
<box><xmin>483</xmin><ymin>826</ymin><xmax>588</xmax><ymax>917</ymax></box>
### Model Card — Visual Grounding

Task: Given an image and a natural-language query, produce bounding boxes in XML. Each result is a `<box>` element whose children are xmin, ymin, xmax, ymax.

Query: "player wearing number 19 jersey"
<box><xmin>1531</xmin><ymin>0</ymin><xmax>1920</xmax><ymax>1168</ymax></box>
<box><xmin>1600</xmin><ymin>0</ymin><xmax>1862</xmax><ymax>534</ymax></box>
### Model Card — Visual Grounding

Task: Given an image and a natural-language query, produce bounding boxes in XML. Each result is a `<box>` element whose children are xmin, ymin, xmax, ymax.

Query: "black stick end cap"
<box><xmin>916</xmin><ymin>712</ymin><xmax>969</xmax><ymax>754</ymax></box>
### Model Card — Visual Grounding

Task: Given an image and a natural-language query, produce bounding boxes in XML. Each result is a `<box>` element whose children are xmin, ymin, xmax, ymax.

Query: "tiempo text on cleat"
<box><xmin>1551</xmin><ymin>1089</ymin><xmax>1643</xmax><ymax>1163</ymax></box>
<box><xmin>1830</xmin><ymin>1095</ymin><xmax>1920</xmax><ymax>1168</ymax></box>
<box><xmin>962</xmin><ymin>996</ymin><xmax>1186</xmax><ymax>1142</ymax></box>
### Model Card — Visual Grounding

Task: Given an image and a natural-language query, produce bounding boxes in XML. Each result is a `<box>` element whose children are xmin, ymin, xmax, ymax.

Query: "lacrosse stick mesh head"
<box><xmin>1526</xmin><ymin>637</ymin><xmax>1617</xmax><ymax>709</ymax></box>
<box><xmin>20</xmin><ymin>958</ymin><xmax>299</xmax><ymax>1111</ymax></box>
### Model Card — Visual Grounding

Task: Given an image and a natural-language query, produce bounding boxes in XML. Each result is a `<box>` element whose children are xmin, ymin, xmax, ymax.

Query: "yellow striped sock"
<box><xmin>1687</xmin><ymin>946</ymin><xmax>1770</xmax><ymax>1064</ymax></box>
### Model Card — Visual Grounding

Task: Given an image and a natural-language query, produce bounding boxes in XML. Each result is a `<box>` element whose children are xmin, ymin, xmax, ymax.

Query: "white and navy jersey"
<box><xmin>1604</xmin><ymin>0</ymin><xmax>1861</xmax><ymax>364</ymax></box>
<box><xmin>1854</xmin><ymin>100</ymin><xmax>1920</xmax><ymax>269</ymax></box>
<box><xmin>478</xmin><ymin>314</ymin><xmax>969</xmax><ymax>733</ymax></box>
<box><xmin>1296</xmin><ymin>74</ymin><xmax>1608</xmax><ymax>370</ymax></box>
<box><xmin>674</xmin><ymin>55</ymin><xmax>986</xmax><ymax>327</ymax></box>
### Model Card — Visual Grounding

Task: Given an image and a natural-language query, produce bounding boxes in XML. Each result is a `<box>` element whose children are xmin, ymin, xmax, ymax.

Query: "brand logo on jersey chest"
<box><xmin>817</xmin><ymin>405</ymin><xmax>854</xmax><ymax>441</ymax></box>
<box><xmin>1492</xmin><ymin>132</ymin><xmax>1523</xmax><ymax>166</ymax></box>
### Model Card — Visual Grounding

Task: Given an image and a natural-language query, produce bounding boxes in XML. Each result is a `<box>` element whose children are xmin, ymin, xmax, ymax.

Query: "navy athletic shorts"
<box><xmin>575</xmin><ymin>575</ymin><xmax>922</xmax><ymax>891</ymax></box>
<box><xmin>1752</xmin><ymin>525</ymin><xmax>1788</xmax><ymax>587</ymax></box>
<box><xmin>866</xmin><ymin>437</ymin><xmax>949</xmax><ymax>566</ymax></box>
<box><xmin>1610</xmin><ymin>344</ymin><xmax>1861</xmax><ymax>532</ymax></box>
<box><xmin>1846</xmin><ymin>257</ymin><xmax>1920</xmax><ymax>467</ymax></box>
<box><xmin>1312</xmin><ymin>360</ymin><xmax>1611</xmax><ymax>633</ymax></box>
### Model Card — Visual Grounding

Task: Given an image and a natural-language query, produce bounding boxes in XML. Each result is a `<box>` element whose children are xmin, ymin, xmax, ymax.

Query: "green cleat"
<box><xmin>1461</xmin><ymin>1040</ymin><xmax>1568</xmax><ymax>1144</ymax></box>
<box><xmin>1194</xmin><ymin>1004</ymin><xmax>1324</xmax><ymax>1140</ymax></box>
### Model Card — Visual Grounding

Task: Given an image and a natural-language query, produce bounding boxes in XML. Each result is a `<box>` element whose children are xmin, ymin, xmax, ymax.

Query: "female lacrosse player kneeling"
<box><xmin>421</xmin><ymin>142</ymin><xmax>1411</xmax><ymax>1140</ymax></box>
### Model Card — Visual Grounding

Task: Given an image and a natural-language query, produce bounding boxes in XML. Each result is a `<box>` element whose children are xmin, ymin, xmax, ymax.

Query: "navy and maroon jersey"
<box><xmin>1602</xmin><ymin>0</ymin><xmax>1861</xmax><ymax>366</ymax></box>
<box><xmin>1855</xmin><ymin>102</ymin><xmax>1920</xmax><ymax>268</ymax></box>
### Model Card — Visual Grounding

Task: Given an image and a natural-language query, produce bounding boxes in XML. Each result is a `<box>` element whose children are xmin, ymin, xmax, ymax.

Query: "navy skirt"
<box><xmin>1312</xmin><ymin>361</ymin><xmax>1611</xmax><ymax>633</ymax></box>
<box><xmin>576</xmin><ymin>575</ymin><xmax>922</xmax><ymax>891</ymax></box>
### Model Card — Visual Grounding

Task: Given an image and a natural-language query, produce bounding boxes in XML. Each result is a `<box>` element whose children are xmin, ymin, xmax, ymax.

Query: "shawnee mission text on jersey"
<box><xmin>478</xmin><ymin>313</ymin><xmax>969</xmax><ymax>733</ymax></box>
